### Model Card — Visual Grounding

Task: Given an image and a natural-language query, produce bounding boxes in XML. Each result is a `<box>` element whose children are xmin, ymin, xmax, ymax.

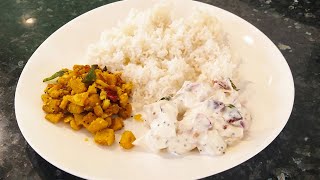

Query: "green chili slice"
<box><xmin>82</xmin><ymin>64</ymin><xmax>99</xmax><ymax>84</ymax></box>
<box><xmin>43</xmin><ymin>70</ymin><xmax>67</xmax><ymax>82</ymax></box>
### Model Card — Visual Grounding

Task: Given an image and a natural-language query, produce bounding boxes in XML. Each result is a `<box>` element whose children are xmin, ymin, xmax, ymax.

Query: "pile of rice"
<box><xmin>87</xmin><ymin>3</ymin><xmax>235</xmax><ymax>111</ymax></box>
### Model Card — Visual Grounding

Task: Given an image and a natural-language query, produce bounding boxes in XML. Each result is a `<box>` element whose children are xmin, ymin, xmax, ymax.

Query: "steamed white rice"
<box><xmin>87</xmin><ymin>3</ymin><xmax>236</xmax><ymax>111</ymax></box>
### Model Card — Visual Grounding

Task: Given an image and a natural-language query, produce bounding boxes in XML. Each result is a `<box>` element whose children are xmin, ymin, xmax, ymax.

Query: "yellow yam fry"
<box><xmin>110</xmin><ymin>117</ymin><xmax>124</xmax><ymax>131</ymax></box>
<box><xmin>73</xmin><ymin>65</ymin><xmax>83</xmax><ymax>71</ymax></box>
<box><xmin>63</xmin><ymin>115</ymin><xmax>74</xmax><ymax>123</ymax></box>
<box><xmin>73</xmin><ymin>114</ymin><xmax>84</xmax><ymax>126</ymax></box>
<box><xmin>85</xmin><ymin>94</ymin><xmax>101</xmax><ymax>108</ymax></box>
<box><xmin>87</xmin><ymin>118</ymin><xmax>110</xmax><ymax>134</ymax></box>
<box><xmin>59</xmin><ymin>95</ymin><xmax>70</xmax><ymax>110</ymax></box>
<box><xmin>41</xmin><ymin>65</ymin><xmax>134</xmax><ymax>147</ymax></box>
<box><xmin>93</xmin><ymin>105</ymin><xmax>104</xmax><ymax>117</ymax></box>
<box><xmin>48</xmin><ymin>88</ymin><xmax>61</xmax><ymax>99</ymax></box>
<box><xmin>67</xmin><ymin>103</ymin><xmax>84</xmax><ymax>114</ymax></box>
<box><xmin>116</xmin><ymin>87</ymin><xmax>123</xmax><ymax>96</ymax></box>
<box><xmin>84</xmin><ymin>106</ymin><xmax>93</xmax><ymax>112</ymax></box>
<box><xmin>119</xmin><ymin>103</ymin><xmax>132</xmax><ymax>119</ymax></box>
<box><xmin>57</xmin><ymin>73</ymin><xmax>72</xmax><ymax>85</ymax></box>
<box><xmin>95</xmin><ymin>79</ymin><xmax>109</xmax><ymax>88</ymax></box>
<box><xmin>73</xmin><ymin>65</ymin><xmax>90</xmax><ymax>75</ymax></box>
<box><xmin>105</xmin><ymin>73</ymin><xmax>117</xmax><ymax>85</ymax></box>
<box><xmin>104</xmin><ymin>104</ymin><xmax>120</xmax><ymax>116</ymax></box>
<box><xmin>45</xmin><ymin>113</ymin><xmax>64</xmax><ymax>123</ymax></box>
<box><xmin>99</xmin><ymin>116</ymin><xmax>112</xmax><ymax>127</ymax></box>
<box><xmin>106</xmin><ymin>85</ymin><xmax>117</xmax><ymax>91</ymax></box>
<box><xmin>101</xmin><ymin>71</ymin><xmax>109</xmax><ymax>81</ymax></box>
<box><xmin>105</xmin><ymin>117</ymin><xmax>112</xmax><ymax>127</ymax></box>
<box><xmin>82</xmin><ymin>112</ymin><xmax>97</xmax><ymax>127</ymax></box>
<box><xmin>42</xmin><ymin>99</ymin><xmax>61</xmax><ymax>113</ymax></box>
<box><xmin>87</xmin><ymin>83</ymin><xmax>97</xmax><ymax>94</ymax></box>
<box><xmin>100</xmin><ymin>89</ymin><xmax>107</xmax><ymax>100</ymax></box>
<box><xmin>41</xmin><ymin>94</ymin><xmax>51</xmax><ymax>103</ymax></box>
<box><xmin>94</xmin><ymin>129</ymin><xmax>115</xmax><ymax>146</ymax></box>
<box><xmin>122</xmin><ymin>83</ymin><xmax>133</xmax><ymax>94</ymax></box>
<box><xmin>44</xmin><ymin>84</ymin><xmax>54</xmax><ymax>93</ymax></box>
<box><xmin>61</xmin><ymin>89</ymin><xmax>72</xmax><ymax>96</ymax></box>
<box><xmin>68</xmin><ymin>78</ymin><xmax>87</xmax><ymax>94</ymax></box>
<box><xmin>70</xmin><ymin>120</ymin><xmax>82</xmax><ymax>130</ymax></box>
<box><xmin>119</xmin><ymin>131</ymin><xmax>136</xmax><ymax>149</ymax></box>
<box><xmin>101</xmin><ymin>99</ymin><xmax>110</xmax><ymax>110</ymax></box>
<box><xmin>69</xmin><ymin>92</ymin><xmax>89</xmax><ymax>106</ymax></box>
<box><xmin>119</xmin><ymin>93</ymin><xmax>128</xmax><ymax>107</ymax></box>
<box><xmin>49</xmin><ymin>90</ymin><xmax>61</xmax><ymax>99</ymax></box>
<box><xmin>95</xmin><ymin>69</ymin><xmax>103</xmax><ymax>79</ymax></box>
<box><xmin>115</xmin><ymin>72</ymin><xmax>124</xmax><ymax>85</ymax></box>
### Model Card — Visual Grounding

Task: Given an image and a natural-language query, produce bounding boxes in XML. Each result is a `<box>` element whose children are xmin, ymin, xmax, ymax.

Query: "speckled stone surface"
<box><xmin>0</xmin><ymin>0</ymin><xmax>319</xmax><ymax>179</ymax></box>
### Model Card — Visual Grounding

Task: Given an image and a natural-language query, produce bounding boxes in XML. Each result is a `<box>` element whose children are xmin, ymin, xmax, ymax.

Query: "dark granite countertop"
<box><xmin>0</xmin><ymin>0</ymin><xmax>319</xmax><ymax>179</ymax></box>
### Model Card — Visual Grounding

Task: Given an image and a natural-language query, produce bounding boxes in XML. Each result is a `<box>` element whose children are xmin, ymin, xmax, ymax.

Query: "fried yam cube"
<box><xmin>94</xmin><ymin>129</ymin><xmax>115</xmax><ymax>146</ymax></box>
<box><xmin>119</xmin><ymin>131</ymin><xmax>136</xmax><ymax>149</ymax></box>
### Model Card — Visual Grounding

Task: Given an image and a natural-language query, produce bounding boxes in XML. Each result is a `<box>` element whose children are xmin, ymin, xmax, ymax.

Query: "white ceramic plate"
<box><xmin>15</xmin><ymin>0</ymin><xmax>294</xmax><ymax>179</ymax></box>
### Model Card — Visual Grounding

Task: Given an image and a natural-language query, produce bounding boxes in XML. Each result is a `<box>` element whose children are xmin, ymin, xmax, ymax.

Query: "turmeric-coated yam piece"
<box><xmin>69</xmin><ymin>92</ymin><xmax>89</xmax><ymax>106</ymax></box>
<box><xmin>87</xmin><ymin>83</ymin><xmax>97</xmax><ymax>94</ymax></box>
<box><xmin>110</xmin><ymin>117</ymin><xmax>124</xmax><ymax>131</ymax></box>
<box><xmin>85</xmin><ymin>94</ymin><xmax>102</xmax><ymax>108</ymax></box>
<box><xmin>73</xmin><ymin>114</ymin><xmax>84</xmax><ymax>127</ymax></box>
<box><xmin>70</xmin><ymin>120</ymin><xmax>82</xmax><ymax>130</ymax></box>
<box><xmin>105</xmin><ymin>73</ymin><xmax>117</xmax><ymax>85</ymax></box>
<box><xmin>68</xmin><ymin>78</ymin><xmax>87</xmax><ymax>94</ymax></box>
<box><xmin>119</xmin><ymin>103</ymin><xmax>132</xmax><ymax>119</ymax></box>
<box><xmin>42</xmin><ymin>99</ymin><xmax>61</xmax><ymax>114</ymax></box>
<box><xmin>67</xmin><ymin>103</ymin><xmax>84</xmax><ymax>114</ymax></box>
<box><xmin>82</xmin><ymin>112</ymin><xmax>97</xmax><ymax>127</ymax></box>
<box><xmin>93</xmin><ymin>105</ymin><xmax>104</xmax><ymax>117</ymax></box>
<box><xmin>94</xmin><ymin>129</ymin><xmax>115</xmax><ymax>146</ymax></box>
<box><xmin>87</xmin><ymin>118</ymin><xmax>110</xmax><ymax>134</ymax></box>
<box><xmin>95</xmin><ymin>79</ymin><xmax>109</xmax><ymax>88</ymax></box>
<box><xmin>41</xmin><ymin>94</ymin><xmax>51</xmax><ymax>103</ymax></box>
<box><xmin>47</xmin><ymin>84</ymin><xmax>62</xmax><ymax>98</ymax></box>
<box><xmin>57</xmin><ymin>72</ymin><xmax>72</xmax><ymax>86</ymax></box>
<box><xmin>73</xmin><ymin>65</ymin><xmax>90</xmax><ymax>75</ymax></box>
<box><xmin>63</xmin><ymin>115</ymin><xmax>74</xmax><ymax>123</ymax></box>
<box><xmin>119</xmin><ymin>93</ymin><xmax>129</xmax><ymax>107</ymax></box>
<box><xmin>121</xmin><ymin>83</ymin><xmax>133</xmax><ymax>94</ymax></box>
<box><xmin>119</xmin><ymin>131</ymin><xmax>136</xmax><ymax>149</ymax></box>
<box><xmin>59</xmin><ymin>95</ymin><xmax>70</xmax><ymax>110</ymax></box>
<box><xmin>45</xmin><ymin>113</ymin><xmax>64</xmax><ymax>123</ymax></box>
<box><xmin>104</xmin><ymin>104</ymin><xmax>120</xmax><ymax>115</ymax></box>
<box><xmin>102</xmin><ymin>99</ymin><xmax>111</xmax><ymax>110</ymax></box>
